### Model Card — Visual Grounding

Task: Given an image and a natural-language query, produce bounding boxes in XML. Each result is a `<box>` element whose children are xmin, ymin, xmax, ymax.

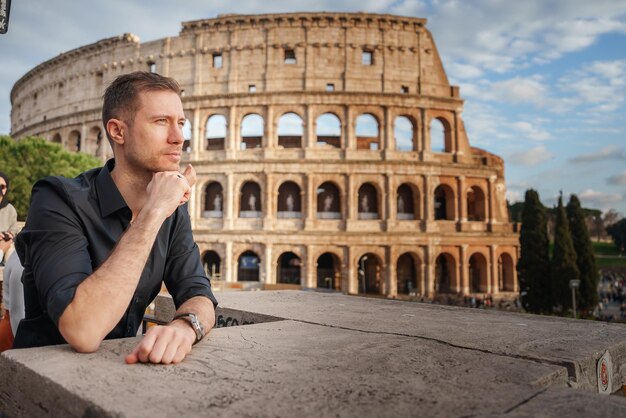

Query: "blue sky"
<box><xmin>1</xmin><ymin>0</ymin><xmax>625</xmax><ymax>215</ymax></box>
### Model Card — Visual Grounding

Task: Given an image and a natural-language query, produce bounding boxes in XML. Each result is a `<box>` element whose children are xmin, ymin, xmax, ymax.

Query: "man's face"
<box><xmin>122</xmin><ymin>89</ymin><xmax>186</xmax><ymax>173</ymax></box>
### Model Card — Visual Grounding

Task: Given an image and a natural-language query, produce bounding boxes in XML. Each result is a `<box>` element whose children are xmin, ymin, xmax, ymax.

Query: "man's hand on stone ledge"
<box><xmin>125</xmin><ymin>322</ymin><xmax>195</xmax><ymax>365</ymax></box>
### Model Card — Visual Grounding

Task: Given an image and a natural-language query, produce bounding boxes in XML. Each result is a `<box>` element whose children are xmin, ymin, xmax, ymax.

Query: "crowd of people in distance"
<box><xmin>595</xmin><ymin>273</ymin><xmax>626</xmax><ymax>322</ymax></box>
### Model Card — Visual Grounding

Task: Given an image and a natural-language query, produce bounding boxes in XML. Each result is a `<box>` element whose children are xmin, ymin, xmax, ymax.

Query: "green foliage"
<box><xmin>592</xmin><ymin>241</ymin><xmax>621</xmax><ymax>256</ymax></box>
<box><xmin>508</xmin><ymin>201</ymin><xmax>524</xmax><ymax>222</ymax></box>
<box><xmin>517</xmin><ymin>189</ymin><xmax>552</xmax><ymax>313</ymax></box>
<box><xmin>607</xmin><ymin>219</ymin><xmax>626</xmax><ymax>253</ymax></box>
<box><xmin>551</xmin><ymin>194</ymin><xmax>579</xmax><ymax>313</ymax></box>
<box><xmin>0</xmin><ymin>136</ymin><xmax>102</xmax><ymax>220</ymax></box>
<box><xmin>566</xmin><ymin>194</ymin><xmax>598</xmax><ymax>314</ymax></box>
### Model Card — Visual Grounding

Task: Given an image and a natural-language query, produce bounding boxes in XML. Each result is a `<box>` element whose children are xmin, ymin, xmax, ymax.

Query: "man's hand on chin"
<box><xmin>125</xmin><ymin>322</ymin><xmax>196</xmax><ymax>365</ymax></box>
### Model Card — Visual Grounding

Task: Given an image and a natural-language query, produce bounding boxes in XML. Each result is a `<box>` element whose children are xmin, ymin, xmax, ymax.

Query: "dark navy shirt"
<box><xmin>14</xmin><ymin>159</ymin><xmax>217</xmax><ymax>348</ymax></box>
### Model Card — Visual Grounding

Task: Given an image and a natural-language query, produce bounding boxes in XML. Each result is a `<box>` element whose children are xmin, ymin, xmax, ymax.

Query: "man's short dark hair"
<box><xmin>102</xmin><ymin>71</ymin><xmax>181</xmax><ymax>142</ymax></box>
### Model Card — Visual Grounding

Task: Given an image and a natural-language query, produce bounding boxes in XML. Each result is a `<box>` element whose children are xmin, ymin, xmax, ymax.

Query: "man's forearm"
<box><xmin>58</xmin><ymin>207</ymin><xmax>167</xmax><ymax>352</ymax></box>
<box><xmin>172</xmin><ymin>295</ymin><xmax>216</xmax><ymax>340</ymax></box>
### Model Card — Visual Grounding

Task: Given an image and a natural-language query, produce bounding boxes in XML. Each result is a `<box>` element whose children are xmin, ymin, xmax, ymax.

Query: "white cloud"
<box><xmin>608</xmin><ymin>171</ymin><xmax>626</xmax><ymax>185</ymax></box>
<box><xmin>570</xmin><ymin>145</ymin><xmax>626</xmax><ymax>163</ymax></box>
<box><xmin>505</xmin><ymin>189</ymin><xmax>523</xmax><ymax>204</ymax></box>
<box><xmin>508</xmin><ymin>145</ymin><xmax>554</xmax><ymax>166</ymax></box>
<box><xmin>510</xmin><ymin>121</ymin><xmax>552</xmax><ymax>141</ymax></box>
<box><xmin>578</xmin><ymin>189</ymin><xmax>623</xmax><ymax>209</ymax></box>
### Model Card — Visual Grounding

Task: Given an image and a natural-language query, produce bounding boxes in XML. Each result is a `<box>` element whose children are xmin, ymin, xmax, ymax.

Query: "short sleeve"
<box><xmin>163</xmin><ymin>204</ymin><xmax>218</xmax><ymax>310</ymax></box>
<box><xmin>16</xmin><ymin>179</ymin><xmax>93</xmax><ymax>325</ymax></box>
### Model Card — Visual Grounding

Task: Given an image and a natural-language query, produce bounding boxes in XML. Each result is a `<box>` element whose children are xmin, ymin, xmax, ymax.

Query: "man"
<box><xmin>14</xmin><ymin>72</ymin><xmax>217</xmax><ymax>364</ymax></box>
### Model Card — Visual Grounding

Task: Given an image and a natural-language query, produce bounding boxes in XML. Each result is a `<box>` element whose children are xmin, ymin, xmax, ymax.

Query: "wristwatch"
<box><xmin>172</xmin><ymin>313</ymin><xmax>205</xmax><ymax>345</ymax></box>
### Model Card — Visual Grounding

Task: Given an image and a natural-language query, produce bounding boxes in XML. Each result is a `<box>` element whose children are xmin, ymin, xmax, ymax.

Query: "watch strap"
<box><xmin>172</xmin><ymin>313</ymin><xmax>205</xmax><ymax>344</ymax></box>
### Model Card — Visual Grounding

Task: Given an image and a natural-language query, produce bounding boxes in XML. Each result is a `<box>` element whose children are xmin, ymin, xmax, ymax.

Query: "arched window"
<box><xmin>68</xmin><ymin>130</ymin><xmax>81</xmax><ymax>152</ymax></box>
<box><xmin>277</xmin><ymin>252</ymin><xmax>301</xmax><ymax>285</ymax></box>
<box><xmin>86</xmin><ymin>126</ymin><xmax>102</xmax><ymax>156</ymax></box>
<box><xmin>435</xmin><ymin>253</ymin><xmax>455</xmax><ymax>294</ymax></box>
<box><xmin>394</xmin><ymin>116</ymin><xmax>414</xmax><ymax>151</ymax></box>
<box><xmin>397</xmin><ymin>253</ymin><xmax>418</xmax><ymax>295</ymax></box>
<box><xmin>316</xmin><ymin>113</ymin><xmax>341</xmax><ymax>148</ymax></box>
<box><xmin>434</xmin><ymin>185</ymin><xmax>455</xmax><ymax>221</ymax></box>
<box><xmin>499</xmin><ymin>253</ymin><xmax>515</xmax><ymax>292</ymax></box>
<box><xmin>238</xmin><ymin>251</ymin><xmax>260</xmax><ymax>281</ymax></box>
<box><xmin>317</xmin><ymin>253</ymin><xmax>341</xmax><ymax>291</ymax></box>
<box><xmin>356</xmin><ymin>113</ymin><xmax>380</xmax><ymax>150</ymax></box>
<box><xmin>182</xmin><ymin>120</ymin><xmax>192</xmax><ymax>152</ymax></box>
<box><xmin>467</xmin><ymin>186</ymin><xmax>486</xmax><ymax>221</ymax></box>
<box><xmin>397</xmin><ymin>184</ymin><xmax>416</xmax><ymax>220</ymax></box>
<box><xmin>206</xmin><ymin>114</ymin><xmax>227</xmax><ymax>150</ymax></box>
<box><xmin>277</xmin><ymin>182</ymin><xmax>301</xmax><ymax>218</ymax></box>
<box><xmin>202</xmin><ymin>251</ymin><xmax>221</xmax><ymax>280</ymax></box>
<box><xmin>358</xmin><ymin>254</ymin><xmax>382</xmax><ymax>295</ymax></box>
<box><xmin>240</xmin><ymin>182</ymin><xmax>262</xmax><ymax>218</ymax></box>
<box><xmin>51</xmin><ymin>133</ymin><xmax>62</xmax><ymax>144</ymax></box>
<box><xmin>203</xmin><ymin>182</ymin><xmax>224</xmax><ymax>218</ymax></box>
<box><xmin>430</xmin><ymin>117</ymin><xmax>450</xmax><ymax>153</ymax></box>
<box><xmin>240</xmin><ymin>114</ymin><xmax>264</xmax><ymax>149</ymax></box>
<box><xmin>317</xmin><ymin>182</ymin><xmax>341</xmax><ymax>219</ymax></box>
<box><xmin>469</xmin><ymin>253</ymin><xmax>488</xmax><ymax>293</ymax></box>
<box><xmin>277</xmin><ymin>113</ymin><xmax>303</xmax><ymax>148</ymax></box>
<box><xmin>358</xmin><ymin>183</ymin><xmax>379</xmax><ymax>219</ymax></box>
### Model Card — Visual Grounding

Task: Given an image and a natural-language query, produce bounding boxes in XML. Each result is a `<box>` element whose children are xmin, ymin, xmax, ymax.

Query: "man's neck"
<box><xmin>110</xmin><ymin>160</ymin><xmax>151</xmax><ymax>218</ymax></box>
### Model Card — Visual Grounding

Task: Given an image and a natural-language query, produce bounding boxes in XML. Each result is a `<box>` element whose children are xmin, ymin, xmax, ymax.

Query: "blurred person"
<box><xmin>0</xmin><ymin>251</ymin><xmax>25</xmax><ymax>352</ymax></box>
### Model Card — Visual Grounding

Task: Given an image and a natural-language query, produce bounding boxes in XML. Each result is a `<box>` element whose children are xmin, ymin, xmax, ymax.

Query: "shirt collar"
<box><xmin>96</xmin><ymin>159</ymin><xmax>129</xmax><ymax>218</ymax></box>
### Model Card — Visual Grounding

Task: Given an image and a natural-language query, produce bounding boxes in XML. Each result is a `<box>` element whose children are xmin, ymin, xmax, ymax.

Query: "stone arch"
<box><xmin>206</xmin><ymin>114</ymin><xmax>227</xmax><ymax>150</ymax></box>
<box><xmin>469</xmin><ymin>252</ymin><xmax>488</xmax><ymax>293</ymax></box>
<box><xmin>277</xmin><ymin>112</ymin><xmax>303</xmax><ymax>148</ymax></box>
<box><xmin>240</xmin><ymin>113</ymin><xmax>264</xmax><ymax>149</ymax></box>
<box><xmin>277</xmin><ymin>181</ymin><xmax>302</xmax><ymax>218</ymax></box>
<box><xmin>358</xmin><ymin>183</ymin><xmax>379</xmax><ymax>219</ymax></box>
<box><xmin>240</xmin><ymin>181</ymin><xmax>262</xmax><ymax>218</ymax></box>
<box><xmin>394</xmin><ymin>115</ymin><xmax>415</xmax><ymax>151</ymax></box>
<box><xmin>203</xmin><ymin>181</ymin><xmax>224</xmax><ymax>218</ymax></box>
<box><xmin>434</xmin><ymin>184</ymin><xmax>455</xmax><ymax>220</ymax></box>
<box><xmin>435</xmin><ymin>252</ymin><xmax>457</xmax><ymax>294</ymax></box>
<box><xmin>51</xmin><ymin>133</ymin><xmax>62</xmax><ymax>144</ymax></box>
<box><xmin>429</xmin><ymin>116</ymin><xmax>453</xmax><ymax>153</ymax></box>
<box><xmin>87</xmin><ymin>126</ymin><xmax>102</xmax><ymax>156</ymax></box>
<box><xmin>237</xmin><ymin>250</ymin><xmax>260</xmax><ymax>282</ymax></box>
<box><xmin>397</xmin><ymin>183</ymin><xmax>420</xmax><ymax>220</ymax></box>
<box><xmin>317</xmin><ymin>181</ymin><xmax>341</xmax><ymax>219</ymax></box>
<box><xmin>357</xmin><ymin>253</ymin><xmax>383</xmax><ymax>295</ymax></box>
<box><xmin>355</xmin><ymin>113</ymin><xmax>380</xmax><ymax>150</ymax></box>
<box><xmin>182</xmin><ymin>119</ymin><xmax>192</xmax><ymax>152</ymax></box>
<box><xmin>397</xmin><ymin>252</ymin><xmax>421</xmax><ymax>295</ymax></box>
<box><xmin>498</xmin><ymin>253</ymin><xmax>515</xmax><ymax>292</ymax></box>
<box><xmin>277</xmin><ymin>252</ymin><xmax>302</xmax><ymax>285</ymax></box>
<box><xmin>467</xmin><ymin>185</ymin><xmax>487</xmax><ymax>221</ymax></box>
<box><xmin>316</xmin><ymin>112</ymin><xmax>342</xmax><ymax>148</ymax></box>
<box><xmin>68</xmin><ymin>130</ymin><xmax>81</xmax><ymax>152</ymax></box>
<box><xmin>316</xmin><ymin>252</ymin><xmax>342</xmax><ymax>291</ymax></box>
<box><xmin>202</xmin><ymin>250</ymin><xmax>221</xmax><ymax>280</ymax></box>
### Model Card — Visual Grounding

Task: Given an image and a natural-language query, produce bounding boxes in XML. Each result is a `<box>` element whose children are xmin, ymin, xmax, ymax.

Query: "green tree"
<box><xmin>551</xmin><ymin>193</ymin><xmax>579</xmax><ymax>314</ymax></box>
<box><xmin>517</xmin><ymin>189</ymin><xmax>552</xmax><ymax>313</ymax></box>
<box><xmin>0</xmin><ymin>136</ymin><xmax>102</xmax><ymax>220</ymax></box>
<box><xmin>607</xmin><ymin>218</ymin><xmax>626</xmax><ymax>254</ymax></box>
<box><xmin>566</xmin><ymin>195</ymin><xmax>599</xmax><ymax>315</ymax></box>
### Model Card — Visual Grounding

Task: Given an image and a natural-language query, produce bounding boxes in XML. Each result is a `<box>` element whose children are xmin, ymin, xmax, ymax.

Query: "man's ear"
<box><xmin>106</xmin><ymin>119</ymin><xmax>126</xmax><ymax>145</ymax></box>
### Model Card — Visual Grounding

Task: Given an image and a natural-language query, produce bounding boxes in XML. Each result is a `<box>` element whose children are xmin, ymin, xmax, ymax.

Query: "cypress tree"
<box><xmin>517</xmin><ymin>189</ymin><xmax>551</xmax><ymax>313</ymax></box>
<box><xmin>551</xmin><ymin>193</ymin><xmax>579</xmax><ymax>314</ymax></box>
<box><xmin>566</xmin><ymin>194</ymin><xmax>599</xmax><ymax>315</ymax></box>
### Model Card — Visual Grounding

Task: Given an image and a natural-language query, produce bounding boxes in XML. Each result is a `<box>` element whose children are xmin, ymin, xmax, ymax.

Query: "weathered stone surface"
<box><xmin>162</xmin><ymin>290</ymin><xmax>626</xmax><ymax>391</ymax></box>
<box><xmin>1</xmin><ymin>321</ymin><xmax>565</xmax><ymax>418</ymax></box>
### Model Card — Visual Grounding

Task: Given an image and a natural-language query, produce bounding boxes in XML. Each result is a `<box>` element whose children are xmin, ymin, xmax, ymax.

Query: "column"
<box><xmin>305</xmin><ymin>105</ymin><xmax>315</xmax><ymax>148</ymax></box>
<box><xmin>264</xmin><ymin>173</ymin><xmax>275</xmax><ymax>229</ymax></box>
<box><xmin>225</xmin><ymin>241</ymin><xmax>233</xmax><ymax>282</ymax></box>
<box><xmin>457</xmin><ymin>175</ymin><xmax>466</xmax><ymax>223</ymax></box>
<box><xmin>226</xmin><ymin>173</ymin><xmax>235</xmax><ymax>229</ymax></box>
<box><xmin>347</xmin><ymin>246</ymin><xmax>357</xmax><ymax>294</ymax></box>
<box><xmin>488</xmin><ymin>176</ymin><xmax>496</xmax><ymax>227</ymax></box>
<box><xmin>264</xmin><ymin>106</ymin><xmax>275</xmax><ymax>149</ymax></box>
<box><xmin>383</xmin><ymin>106</ymin><xmax>393</xmax><ymax>153</ymax></box>
<box><xmin>192</xmin><ymin>108</ymin><xmax>201</xmax><ymax>159</ymax></box>
<box><xmin>345</xmin><ymin>106</ymin><xmax>355</xmax><ymax>150</ymax></box>
<box><xmin>425</xmin><ymin>245</ymin><xmax>435</xmax><ymax>298</ymax></box>
<box><xmin>227</xmin><ymin>107</ymin><xmax>237</xmax><ymax>154</ymax></box>
<box><xmin>490</xmin><ymin>245</ymin><xmax>498</xmax><ymax>294</ymax></box>
<box><xmin>387</xmin><ymin>246</ymin><xmax>396</xmax><ymax>297</ymax></box>
<box><xmin>263</xmin><ymin>245</ymin><xmax>273</xmax><ymax>284</ymax></box>
<box><xmin>305</xmin><ymin>174</ymin><xmax>316</xmax><ymax>229</ymax></box>
<box><xmin>460</xmin><ymin>245</ymin><xmax>469</xmax><ymax>294</ymax></box>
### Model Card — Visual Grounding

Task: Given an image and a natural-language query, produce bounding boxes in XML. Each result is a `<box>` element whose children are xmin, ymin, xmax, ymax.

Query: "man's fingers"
<box><xmin>182</xmin><ymin>164</ymin><xmax>196</xmax><ymax>187</ymax></box>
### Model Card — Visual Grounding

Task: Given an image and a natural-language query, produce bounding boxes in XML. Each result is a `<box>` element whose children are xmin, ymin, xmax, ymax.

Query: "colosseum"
<box><xmin>10</xmin><ymin>12</ymin><xmax>519</xmax><ymax>301</ymax></box>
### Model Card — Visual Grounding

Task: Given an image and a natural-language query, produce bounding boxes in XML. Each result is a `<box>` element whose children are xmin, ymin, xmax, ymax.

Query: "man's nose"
<box><xmin>170</xmin><ymin>124</ymin><xmax>184</xmax><ymax>144</ymax></box>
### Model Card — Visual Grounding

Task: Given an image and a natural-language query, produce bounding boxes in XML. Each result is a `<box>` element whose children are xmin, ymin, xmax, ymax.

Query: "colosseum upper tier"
<box><xmin>10</xmin><ymin>12</ymin><xmax>519</xmax><ymax>299</ymax></box>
